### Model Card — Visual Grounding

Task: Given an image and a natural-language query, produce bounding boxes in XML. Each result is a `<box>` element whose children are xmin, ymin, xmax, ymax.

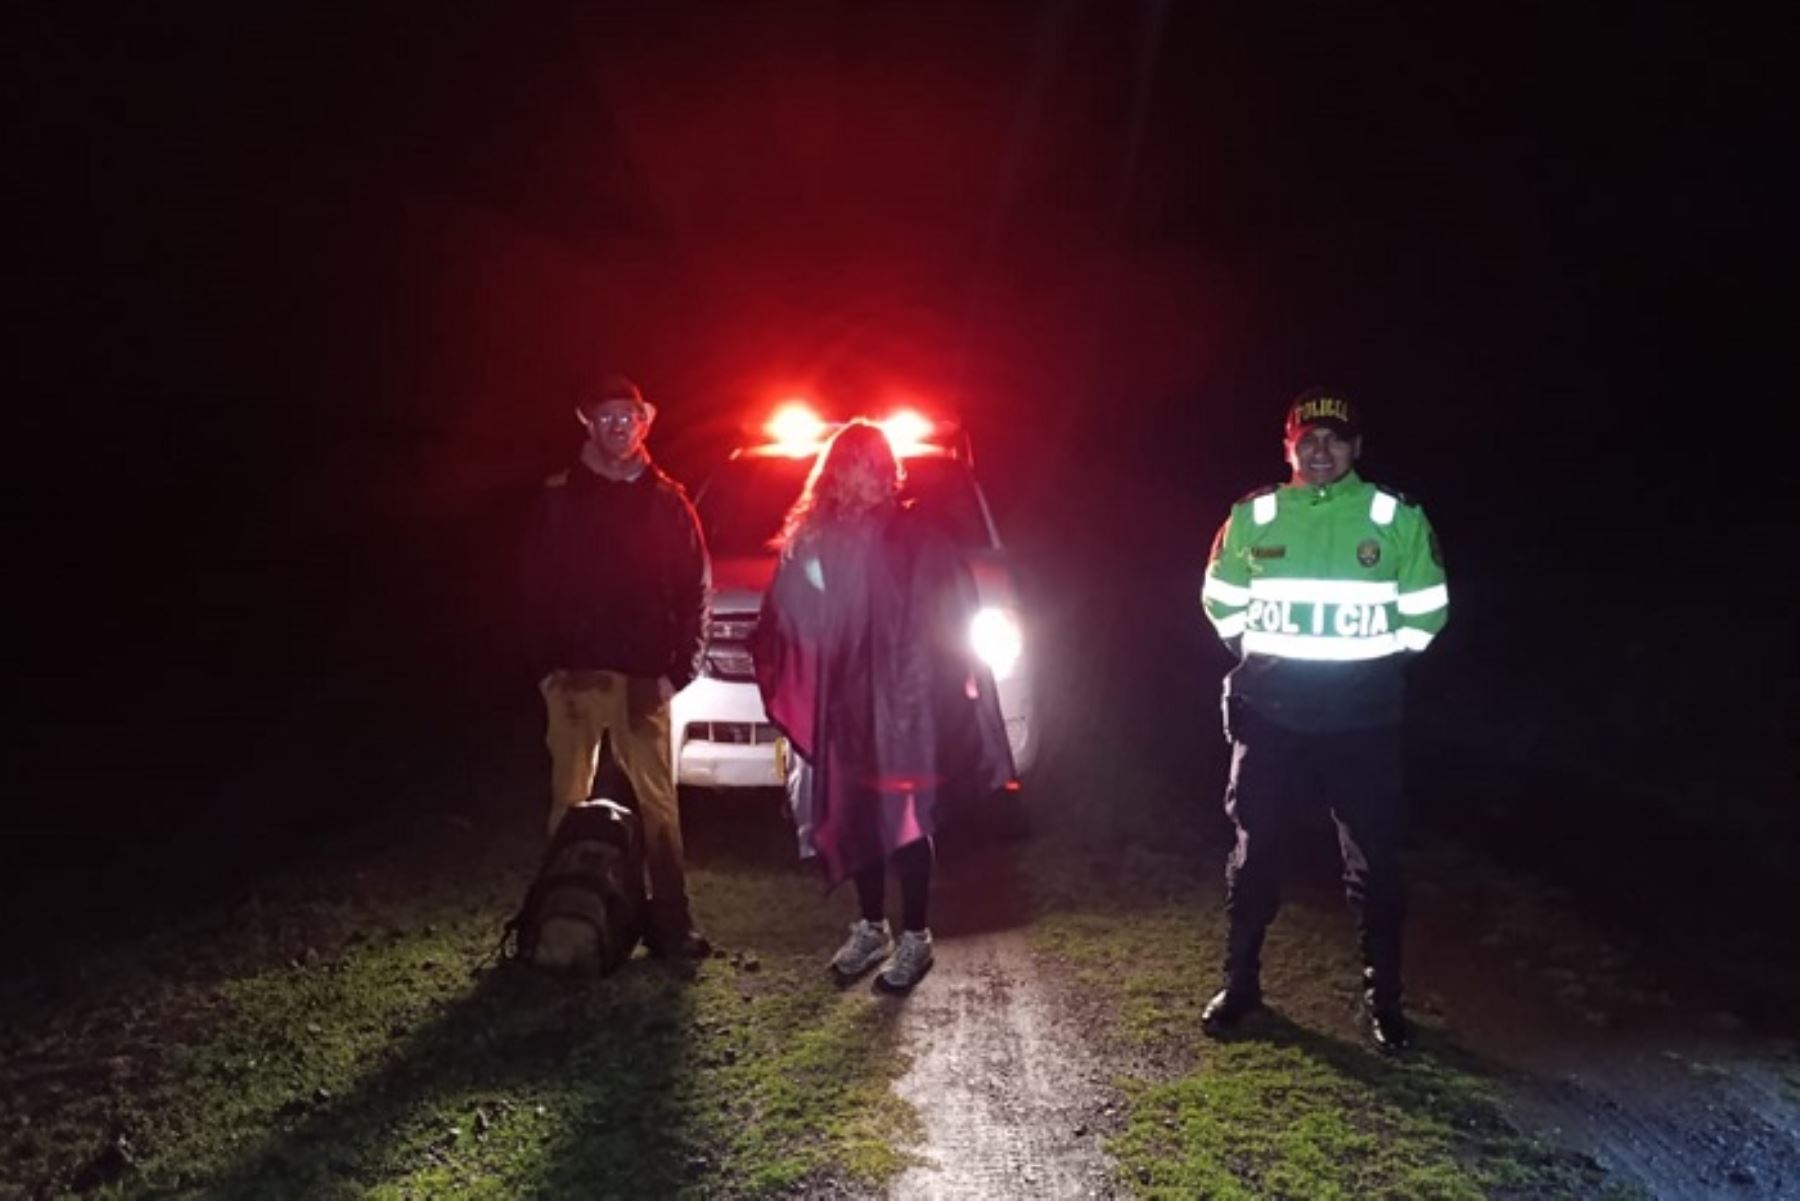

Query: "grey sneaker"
<box><xmin>830</xmin><ymin>919</ymin><xmax>893</xmax><ymax>978</ymax></box>
<box><xmin>878</xmin><ymin>929</ymin><xmax>934</xmax><ymax>992</ymax></box>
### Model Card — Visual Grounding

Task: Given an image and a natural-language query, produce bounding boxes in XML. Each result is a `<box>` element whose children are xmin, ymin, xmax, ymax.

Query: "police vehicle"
<box><xmin>672</xmin><ymin>402</ymin><xmax>1035</xmax><ymax>792</ymax></box>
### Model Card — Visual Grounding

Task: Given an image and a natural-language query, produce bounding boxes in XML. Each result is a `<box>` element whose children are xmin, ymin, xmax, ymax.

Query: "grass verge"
<box><xmin>1</xmin><ymin>801</ymin><xmax>917</xmax><ymax>1199</ymax></box>
<box><xmin>1024</xmin><ymin>834</ymin><xmax>1645</xmax><ymax>1199</ymax></box>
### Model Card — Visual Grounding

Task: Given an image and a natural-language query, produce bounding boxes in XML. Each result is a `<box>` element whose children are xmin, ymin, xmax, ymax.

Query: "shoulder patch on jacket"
<box><xmin>544</xmin><ymin>470</ymin><xmax>570</xmax><ymax>488</ymax></box>
<box><xmin>1235</xmin><ymin>484</ymin><xmax>1280</xmax><ymax>505</ymax></box>
<box><xmin>1372</xmin><ymin>483</ymin><xmax>1418</xmax><ymax>508</ymax></box>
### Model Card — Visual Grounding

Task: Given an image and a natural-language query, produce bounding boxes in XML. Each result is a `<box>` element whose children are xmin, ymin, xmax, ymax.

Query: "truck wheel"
<box><xmin>986</xmin><ymin>783</ymin><xmax>1030</xmax><ymax>843</ymax></box>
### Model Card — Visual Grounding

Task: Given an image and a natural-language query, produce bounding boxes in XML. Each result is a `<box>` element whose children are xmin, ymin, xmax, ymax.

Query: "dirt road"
<box><xmin>888</xmin><ymin>840</ymin><xmax>1119</xmax><ymax>1199</ymax></box>
<box><xmin>1403</xmin><ymin>844</ymin><xmax>1800</xmax><ymax>1200</ymax></box>
<box><xmin>890</xmin><ymin>926</ymin><xmax>1118</xmax><ymax>1199</ymax></box>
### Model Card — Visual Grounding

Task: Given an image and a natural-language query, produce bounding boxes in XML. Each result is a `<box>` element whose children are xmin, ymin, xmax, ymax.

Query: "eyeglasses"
<box><xmin>587</xmin><ymin>406</ymin><xmax>647</xmax><ymax>427</ymax></box>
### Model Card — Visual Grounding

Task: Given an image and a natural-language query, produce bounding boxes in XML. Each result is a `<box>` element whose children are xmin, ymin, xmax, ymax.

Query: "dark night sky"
<box><xmin>7</xmin><ymin>3</ymin><xmax>1796</xmax><ymax>904</ymax></box>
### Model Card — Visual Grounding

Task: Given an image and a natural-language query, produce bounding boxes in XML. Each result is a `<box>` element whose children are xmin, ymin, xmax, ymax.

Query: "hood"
<box><xmin>711</xmin><ymin>550</ymin><xmax>1017</xmax><ymax>615</ymax></box>
<box><xmin>712</xmin><ymin>554</ymin><xmax>777</xmax><ymax>616</ymax></box>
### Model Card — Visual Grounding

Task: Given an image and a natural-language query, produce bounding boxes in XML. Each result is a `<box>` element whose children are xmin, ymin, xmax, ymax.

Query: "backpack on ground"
<box><xmin>504</xmin><ymin>784</ymin><xmax>647</xmax><ymax>976</ymax></box>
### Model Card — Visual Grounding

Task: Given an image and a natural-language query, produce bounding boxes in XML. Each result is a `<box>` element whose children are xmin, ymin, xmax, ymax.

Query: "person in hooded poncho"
<box><xmin>752</xmin><ymin>420</ymin><xmax>1014</xmax><ymax>991</ymax></box>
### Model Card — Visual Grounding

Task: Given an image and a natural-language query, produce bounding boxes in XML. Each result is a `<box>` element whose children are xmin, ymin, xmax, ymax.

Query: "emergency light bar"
<box><xmin>760</xmin><ymin>402</ymin><xmax>951</xmax><ymax>459</ymax></box>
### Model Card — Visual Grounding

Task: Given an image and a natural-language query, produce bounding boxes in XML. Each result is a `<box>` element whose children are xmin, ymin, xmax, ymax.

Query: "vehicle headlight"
<box><xmin>970</xmin><ymin>607</ymin><xmax>1023</xmax><ymax>680</ymax></box>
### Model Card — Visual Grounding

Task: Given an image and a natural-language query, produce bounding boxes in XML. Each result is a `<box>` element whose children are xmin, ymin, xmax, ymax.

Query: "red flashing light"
<box><xmin>879</xmin><ymin>409</ymin><xmax>934</xmax><ymax>457</ymax></box>
<box><xmin>758</xmin><ymin>404</ymin><xmax>945</xmax><ymax>459</ymax></box>
<box><xmin>766</xmin><ymin>402</ymin><xmax>826</xmax><ymax>456</ymax></box>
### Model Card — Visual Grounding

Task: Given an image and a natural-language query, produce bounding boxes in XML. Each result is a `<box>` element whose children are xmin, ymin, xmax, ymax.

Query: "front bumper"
<box><xmin>670</xmin><ymin>676</ymin><xmax>785</xmax><ymax>788</ymax></box>
<box><xmin>673</xmin><ymin>671</ymin><xmax>1037</xmax><ymax>789</ymax></box>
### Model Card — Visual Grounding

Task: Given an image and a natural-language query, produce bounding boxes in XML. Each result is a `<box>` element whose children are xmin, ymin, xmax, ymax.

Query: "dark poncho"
<box><xmin>752</xmin><ymin>505</ymin><xmax>1014</xmax><ymax>885</ymax></box>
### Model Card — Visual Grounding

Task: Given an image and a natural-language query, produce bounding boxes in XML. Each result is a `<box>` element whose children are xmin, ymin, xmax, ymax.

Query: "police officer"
<box><xmin>1198</xmin><ymin>387</ymin><xmax>1448</xmax><ymax>1051</ymax></box>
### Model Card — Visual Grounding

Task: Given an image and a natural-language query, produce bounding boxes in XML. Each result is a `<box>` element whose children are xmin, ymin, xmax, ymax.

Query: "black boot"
<box><xmin>1201</xmin><ymin>982</ymin><xmax>1263</xmax><ymax>1035</ymax></box>
<box><xmin>1361</xmin><ymin>967</ymin><xmax>1409</xmax><ymax>1053</ymax></box>
<box><xmin>1204</xmin><ymin>911</ymin><xmax>1268</xmax><ymax>1035</ymax></box>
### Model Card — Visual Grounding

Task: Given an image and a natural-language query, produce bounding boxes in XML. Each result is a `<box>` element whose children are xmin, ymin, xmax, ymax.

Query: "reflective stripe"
<box><xmin>1248</xmin><ymin>578</ymin><xmax>1398</xmax><ymax>604</ymax></box>
<box><xmin>1396</xmin><ymin>626</ymin><xmax>1436</xmax><ymax>651</ymax></box>
<box><xmin>1252</xmin><ymin>493</ymin><xmax>1277</xmax><ymax>525</ymax></box>
<box><xmin>1370</xmin><ymin>492</ymin><xmax>1398</xmax><ymax>525</ymax></box>
<box><xmin>1212</xmin><ymin>613</ymin><xmax>1247</xmax><ymax>639</ymax></box>
<box><xmin>1202</xmin><ymin>574</ymin><xmax>1251</xmax><ymax>607</ymax></box>
<box><xmin>1396</xmin><ymin>584</ymin><xmax>1448</xmax><ymax>615</ymax></box>
<box><xmin>1243</xmin><ymin>630</ymin><xmax>1402</xmax><ymax>661</ymax></box>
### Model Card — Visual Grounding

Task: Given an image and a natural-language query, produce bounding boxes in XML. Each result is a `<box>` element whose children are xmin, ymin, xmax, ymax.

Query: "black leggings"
<box><xmin>854</xmin><ymin>838</ymin><xmax>934</xmax><ymax>933</ymax></box>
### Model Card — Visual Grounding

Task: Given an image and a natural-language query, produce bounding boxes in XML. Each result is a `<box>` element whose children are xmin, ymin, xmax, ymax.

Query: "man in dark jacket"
<box><xmin>523</xmin><ymin>373</ymin><xmax>712</xmax><ymax>958</ymax></box>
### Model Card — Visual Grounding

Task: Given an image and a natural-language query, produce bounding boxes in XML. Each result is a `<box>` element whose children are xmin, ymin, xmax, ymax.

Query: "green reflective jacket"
<box><xmin>1202</xmin><ymin>469</ymin><xmax>1448</xmax><ymax>732</ymax></box>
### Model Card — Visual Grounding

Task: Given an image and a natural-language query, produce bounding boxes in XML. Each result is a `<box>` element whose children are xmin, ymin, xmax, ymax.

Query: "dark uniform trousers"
<box><xmin>1223</xmin><ymin>705</ymin><xmax>1407</xmax><ymax>1006</ymax></box>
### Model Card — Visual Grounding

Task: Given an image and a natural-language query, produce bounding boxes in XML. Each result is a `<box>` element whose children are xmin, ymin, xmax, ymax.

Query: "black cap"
<box><xmin>1284</xmin><ymin>387</ymin><xmax>1360</xmax><ymax>441</ymax></box>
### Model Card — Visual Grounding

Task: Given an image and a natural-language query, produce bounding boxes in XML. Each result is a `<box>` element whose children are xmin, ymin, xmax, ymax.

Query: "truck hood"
<box><xmin>711</xmin><ymin>551</ymin><xmax>1016</xmax><ymax>616</ymax></box>
<box><xmin>712</xmin><ymin>555</ymin><xmax>776</xmax><ymax>616</ymax></box>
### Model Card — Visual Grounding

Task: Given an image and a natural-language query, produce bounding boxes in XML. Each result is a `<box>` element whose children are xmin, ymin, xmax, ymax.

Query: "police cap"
<box><xmin>1283</xmin><ymin>386</ymin><xmax>1360</xmax><ymax>441</ymax></box>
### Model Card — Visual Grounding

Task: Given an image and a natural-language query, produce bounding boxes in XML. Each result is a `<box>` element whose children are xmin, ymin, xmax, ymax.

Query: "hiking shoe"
<box><xmin>830</xmin><ymin>919</ymin><xmax>893</xmax><ymax>978</ymax></box>
<box><xmin>877</xmin><ymin>929</ymin><xmax>934</xmax><ymax>992</ymax></box>
<box><xmin>1200</xmin><ymin>986</ymin><xmax>1263</xmax><ymax>1035</ymax></box>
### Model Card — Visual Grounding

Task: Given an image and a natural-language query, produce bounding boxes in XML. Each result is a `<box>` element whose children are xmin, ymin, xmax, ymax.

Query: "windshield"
<box><xmin>698</xmin><ymin>454</ymin><xmax>994</xmax><ymax>557</ymax></box>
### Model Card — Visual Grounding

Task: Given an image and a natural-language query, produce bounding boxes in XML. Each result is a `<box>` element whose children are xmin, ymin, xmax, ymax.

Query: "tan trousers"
<box><xmin>540</xmin><ymin>670</ymin><xmax>689</xmax><ymax>924</ymax></box>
